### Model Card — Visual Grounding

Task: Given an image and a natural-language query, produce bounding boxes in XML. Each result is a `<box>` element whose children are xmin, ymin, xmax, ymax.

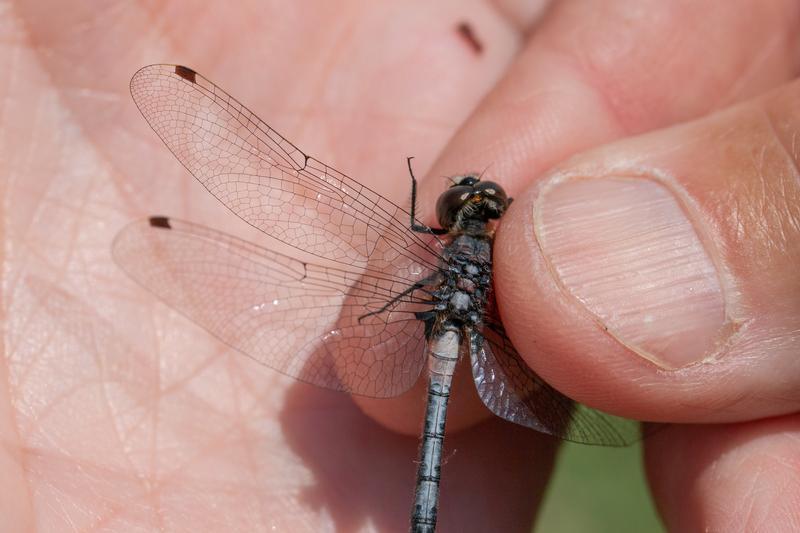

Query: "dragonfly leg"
<box><xmin>414</xmin><ymin>311</ymin><xmax>437</xmax><ymax>338</ymax></box>
<box><xmin>356</xmin><ymin>273</ymin><xmax>438</xmax><ymax>323</ymax></box>
<box><xmin>407</xmin><ymin>157</ymin><xmax>447</xmax><ymax>236</ymax></box>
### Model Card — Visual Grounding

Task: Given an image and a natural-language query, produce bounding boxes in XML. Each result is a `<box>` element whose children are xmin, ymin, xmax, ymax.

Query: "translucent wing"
<box><xmin>129</xmin><ymin>64</ymin><xmax>440</xmax><ymax>281</ymax></box>
<box><xmin>469</xmin><ymin>320</ymin><xmax>643</xmax><ymax>446</ymax></box>
<box><xmin>112</xmin><ymin>217</ymin><xmax>432</xmax><ymax>397</ymax></box>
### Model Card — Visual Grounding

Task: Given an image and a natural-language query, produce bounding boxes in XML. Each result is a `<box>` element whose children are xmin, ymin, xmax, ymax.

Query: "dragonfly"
<box><xmin>113</xmin><ymin>64</ymin><xmax>644</xmax><ymax>533</ymax></box>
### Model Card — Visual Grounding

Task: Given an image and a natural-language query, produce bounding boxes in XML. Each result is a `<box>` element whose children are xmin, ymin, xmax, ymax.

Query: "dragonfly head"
<box><xmin>436</xmin><ymin>174</ymin><xmax>509</xmax><ymax>231</ymax></box>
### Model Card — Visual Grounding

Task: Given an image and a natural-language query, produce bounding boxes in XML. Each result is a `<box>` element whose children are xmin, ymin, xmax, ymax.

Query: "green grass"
<box><xmin>534</xmin><ymin>442</ymin><xmax>664</xmax><ymax>533</ymax></box>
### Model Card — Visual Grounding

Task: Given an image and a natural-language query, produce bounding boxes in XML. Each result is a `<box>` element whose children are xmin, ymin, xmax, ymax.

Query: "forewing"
<box><xmin>129</xmin><ymin>64</ymin><xmax>439</xmax><ymax>282</ymax></box>
<box><xmin>469</xmin><ymin>321</ymin><xmax>643</xmax><ymax>446</ymax></box>
<box><xmin>112</xmin><ymin>217</ymin><xmax>428</xmax><ymax>397</ymax></box>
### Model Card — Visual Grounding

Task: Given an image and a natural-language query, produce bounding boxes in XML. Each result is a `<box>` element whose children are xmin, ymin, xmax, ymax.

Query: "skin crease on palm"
<box><xmin>2</xmin><ymin>0</ymin><xmax>800</xmax><ymax>531</ymax></box>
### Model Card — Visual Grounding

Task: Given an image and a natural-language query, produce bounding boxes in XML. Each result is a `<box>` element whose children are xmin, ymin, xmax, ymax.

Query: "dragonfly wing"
<box><xmin>469</xmin><ymin>320</ymin><xmax>643</xmax><ymax>446</ymax></box>
<box><xmin>112</xmin><ymin>217</ymin><xmax>428</xmax><ymax>397</ymax></box>
<box><xmin>129</xmin><ymin>64</ymin><xmax>440</xmax><ymax>284</ymax></box>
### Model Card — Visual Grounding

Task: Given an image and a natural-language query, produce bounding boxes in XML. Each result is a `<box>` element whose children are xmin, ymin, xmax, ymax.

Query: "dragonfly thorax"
<box><xmin>431</xmin><ymin>234</ymin><xmax>493</xmax><ymax>332</ymax></box>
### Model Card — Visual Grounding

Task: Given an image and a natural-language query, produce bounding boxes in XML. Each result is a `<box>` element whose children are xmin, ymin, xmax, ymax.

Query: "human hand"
<box><xmin>357</xmin><ymin>0</ymin><xmax>800</xmax><ymax>530</ymax></box>
<box><xmin>407</xmin><ymin>1</ymin><xmax>800</xmax><ymax>531</ymax></box>
<box><xmin>2</xmin><ymin>2</ymin><xmax>547</xmax><ymax>531</ymax></box>
<box><xmin>3</xmin><ymin>1</ymin><xmax>799</xmax><ymax>532</ymax></box>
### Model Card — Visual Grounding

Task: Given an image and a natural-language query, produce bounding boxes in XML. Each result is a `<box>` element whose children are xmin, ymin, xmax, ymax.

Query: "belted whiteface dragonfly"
<box><xmin>113</xmin><ymin>64</ymin><xmax>644</xmax><ymax>533</ymax></box>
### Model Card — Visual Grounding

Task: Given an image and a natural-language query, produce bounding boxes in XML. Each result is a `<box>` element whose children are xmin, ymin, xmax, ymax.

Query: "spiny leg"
<box><xmin>407</xmin><ymin>156</ymin><xmax>447</xmax><ymax>236</ymax></box>
<box><xmin>357</xmin><ymin>273</ymin><xmax>439</xmax><ymax>323</ymax></box>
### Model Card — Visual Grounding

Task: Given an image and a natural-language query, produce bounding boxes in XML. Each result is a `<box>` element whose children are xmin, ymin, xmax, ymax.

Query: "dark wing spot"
<box><xmin>148</xmin><ymin>216</ymin><xmax>172</xmax><ymax>229</ymax></box>
<box><xmin>456</xmin><ymin>22</ymin><xmax>483</xmax><ymax>55</ymax></box>
<box><xmin>174</xmin><ymin>65</ymin><xmax>197</xmax><ymax>83</ymax></box>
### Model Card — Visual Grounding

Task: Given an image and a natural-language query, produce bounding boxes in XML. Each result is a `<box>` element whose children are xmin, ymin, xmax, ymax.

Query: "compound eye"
<box><xmin>476</xmin><ymin>181</ymin><xmax>508</xmax><ymax>204</ymax></box>
<box><xmin>435</xmin><ymin>185</ymin><xmax>472</xmax><ymax>229</ymax></box>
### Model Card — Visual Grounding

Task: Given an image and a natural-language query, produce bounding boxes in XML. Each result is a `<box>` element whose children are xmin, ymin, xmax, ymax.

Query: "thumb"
<box><xmin>495</xmin><ymin>79</ymin><xmax>800</xmax><ymax>423</ymax></box>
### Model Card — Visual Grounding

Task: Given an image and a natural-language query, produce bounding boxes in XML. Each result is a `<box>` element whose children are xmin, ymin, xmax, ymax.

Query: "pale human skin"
<box><xmin>2</xmin><ymin>1</ymin><xmax>799</xmax><ymax>532</ymax></box>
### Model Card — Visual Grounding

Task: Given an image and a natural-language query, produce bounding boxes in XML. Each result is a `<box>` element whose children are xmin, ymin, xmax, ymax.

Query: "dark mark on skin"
<box><xmin>456</xmin><ymin>22</ymin><xmax>483</xmax><ymax>55</ymax></box>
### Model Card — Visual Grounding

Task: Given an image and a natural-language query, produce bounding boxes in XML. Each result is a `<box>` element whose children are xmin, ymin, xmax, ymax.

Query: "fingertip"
<box><xmin>645</xmin><ymin>416</ymin><xmax>800</xmax><ymax>532</ymax></box>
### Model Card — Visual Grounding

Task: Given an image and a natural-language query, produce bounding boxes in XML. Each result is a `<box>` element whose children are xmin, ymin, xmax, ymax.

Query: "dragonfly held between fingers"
<box><xmin>113</xmin><ymin>64</ymin><xmax>647</xmax><ymax>533</ymax></box>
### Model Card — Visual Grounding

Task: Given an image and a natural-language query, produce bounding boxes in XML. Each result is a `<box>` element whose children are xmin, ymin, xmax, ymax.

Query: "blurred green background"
<box><xmin>534</xmin><ymin>442</ymin><xmax>664</xmax><ymax>532</ymax></box>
